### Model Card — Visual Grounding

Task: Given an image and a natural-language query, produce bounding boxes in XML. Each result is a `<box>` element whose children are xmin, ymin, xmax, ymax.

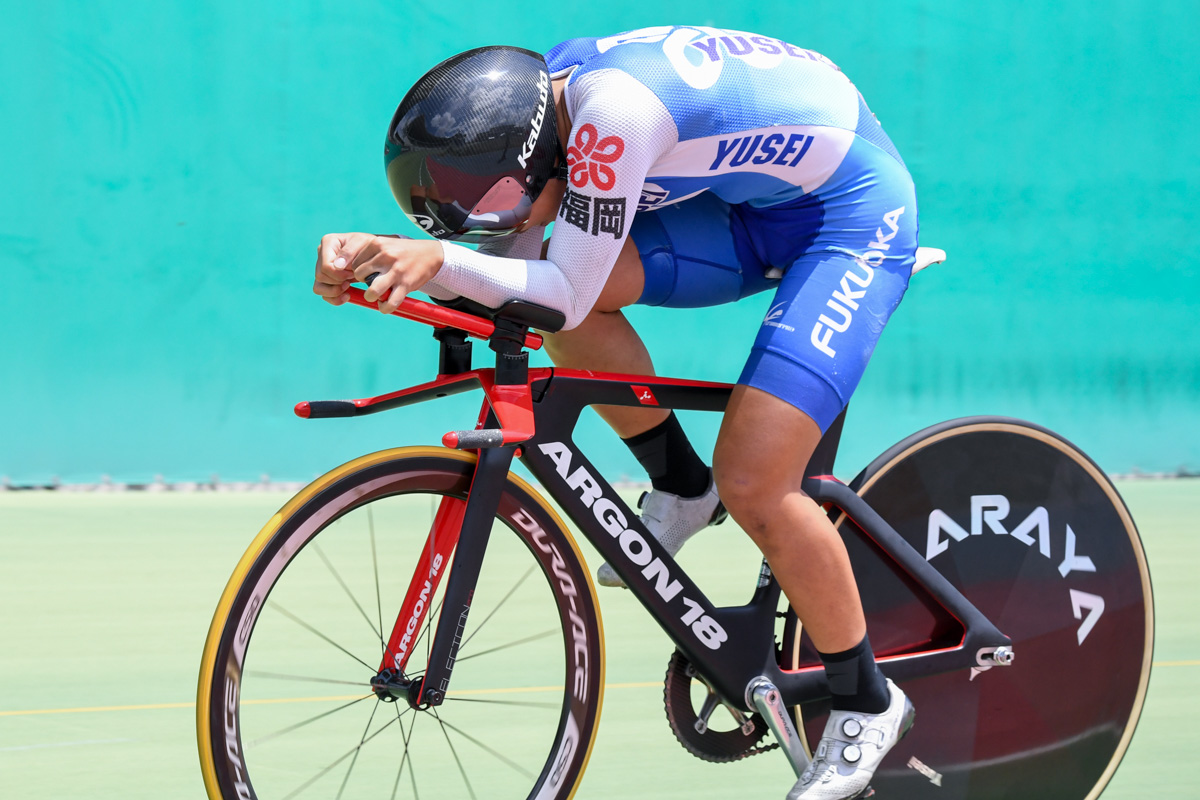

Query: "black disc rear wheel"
<box><xmin>782</xmin><ymin>418</ymin><xmax>1153</xmax><ymax>800</ymax></box>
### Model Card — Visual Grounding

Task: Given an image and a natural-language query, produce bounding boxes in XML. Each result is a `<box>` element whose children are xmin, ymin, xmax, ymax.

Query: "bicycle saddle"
<box><xmin>912</xmin><ymin>246</ymin><xmax>947</xmax><ymax>275</ymax></box>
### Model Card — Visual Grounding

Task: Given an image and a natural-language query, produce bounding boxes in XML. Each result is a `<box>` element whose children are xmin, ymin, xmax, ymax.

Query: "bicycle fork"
<box><xmin>372</xmin><ymin>445</ymin><xmax>516</xmax><ymax>708</ymax></box>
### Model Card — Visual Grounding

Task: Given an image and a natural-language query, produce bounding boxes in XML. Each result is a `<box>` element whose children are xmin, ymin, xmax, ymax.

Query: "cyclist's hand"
<box><xmin>354</xmin><ymin>237</ymin><xmax>444</xmax><ymax>314</ymax></box>
<box><xmin>314</xmin><ymin>232</ymin><xmax>373</xmax><ymax>306</ymax></box>
<box><xmin>316</xmin><ymin>232</ymin><xmax>445</xmax><ymax>314</ymax></box>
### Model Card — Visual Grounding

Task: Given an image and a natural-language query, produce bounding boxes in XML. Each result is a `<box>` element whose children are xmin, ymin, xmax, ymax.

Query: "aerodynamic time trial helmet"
<box><xmin>385</xmin><ymin>46</ymin><xmax>563</xmax><ymax>242</ymax></box>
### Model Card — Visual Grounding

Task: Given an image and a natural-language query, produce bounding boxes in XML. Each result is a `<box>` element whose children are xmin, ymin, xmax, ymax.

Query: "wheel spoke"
<box><xmin>336</xmin><ymin>699</ymin><xmax>381</xmax><ymax>799</ymax></box>
<box><xmin>369</xmin><ymin>506</ymin><xmax>386</xmax><ymax>660</ymax></box>
<box><xmin>455</xmin><ymin>629</ymin><xmax>557</xmax><ymax>663</ymax></box>
<box><xmin>281</xmin><ymin>707</ymin><xmax>401</xmax><ymax>800</ymax></box>
<box><xmin>312</xmin><ymin>543</ymin><xmax>387</xmax><ymax>655</ymax></box>
<box><xmin>245</xmin><ymin>670</ymin><xmax>370</xmax><ymax>689</ymax></box>
<box><xmin>433</xmin><ymin>712</ymin><xmax>536</xmax><ymax>779</ymax></box>
<box><xmin>269</xmin><ymin>601</ymin><xmax>376</xmax><ymax>673</ymax></box>
<box><xmin>391</xmin><ymin>705</ymin><xmax>420</xmax><ymax>800</ymax></box>
<box><xmin>247</xmin><ymin>694</ymin><xmax>374</xmax><ymax>748</ymax></box>
<box><xmin>444</xmin><ymin>695</ymin><xmax>560</xmax><ymax>710</ymax></box>
<box><xmin>429</xmin><ymin>706</ymin><xmax>477</xmax><ymax>800</ymax></box>
<box><xmin>457</xmin><ymin>564</ymin><xmax>536</xmax><ymax>654</ymax></box>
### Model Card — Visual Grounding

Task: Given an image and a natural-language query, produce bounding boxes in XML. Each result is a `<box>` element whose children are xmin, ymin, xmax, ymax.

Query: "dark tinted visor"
<box><xmin>387</xmin><ymin>151</ymin><xmax>534</xmax><ymax>243</ymax></box>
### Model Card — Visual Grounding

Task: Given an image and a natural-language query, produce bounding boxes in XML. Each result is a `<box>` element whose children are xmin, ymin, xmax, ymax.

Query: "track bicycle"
<box><xmin>198</xmin><ymin>247</ymin><xmax>1153</xmax><ymax>800</ymax></box>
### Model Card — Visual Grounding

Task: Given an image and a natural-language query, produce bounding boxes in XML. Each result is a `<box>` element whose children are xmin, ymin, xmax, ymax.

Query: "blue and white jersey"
<box><xmin>546</xmin><ymin>26</ymin><xmax>902</xmax><ymax>210</ymax></box>
<box><xmin>430</xmin><ymin>26</ymin><xmax>908</xmax><ymax>330</ymax></box>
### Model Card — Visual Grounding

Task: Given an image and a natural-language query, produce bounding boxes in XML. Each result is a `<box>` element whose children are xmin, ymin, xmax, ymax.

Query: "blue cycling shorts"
<box><xmin>629</xmin><ymin>135</ymin><xmax>918</xmax><ymax>432</ymax></box>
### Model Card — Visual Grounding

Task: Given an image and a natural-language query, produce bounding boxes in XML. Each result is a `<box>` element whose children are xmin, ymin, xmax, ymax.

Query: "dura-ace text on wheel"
<box><xmin>197</xmin><ymin>448</ymin><xmax>605</xmax><ymax>800</ymax></box>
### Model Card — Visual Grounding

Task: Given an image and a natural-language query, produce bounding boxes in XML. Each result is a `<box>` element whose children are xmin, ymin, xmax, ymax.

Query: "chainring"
<box><xmin>663</xmin><ymin>650</ymin><xmax>776</xmax><ymax>762</ymax></box>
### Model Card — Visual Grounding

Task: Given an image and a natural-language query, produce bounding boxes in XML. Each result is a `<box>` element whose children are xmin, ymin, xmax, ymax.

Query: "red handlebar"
<box><xmin>344</xmin><ymin>287</ymin><xmax>544</xmax><ymax>350</ymax></box>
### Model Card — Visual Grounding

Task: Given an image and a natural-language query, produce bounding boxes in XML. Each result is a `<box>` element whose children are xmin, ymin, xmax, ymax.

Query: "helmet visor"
<box><xmin>454</xmin><ymin>176</ymin><xmax>534</xmax><ymax>241</ymax></box>
<box><xmin>387</xmin><ymin>152</ymin><xmax>534</xmax><ymax>243</ymax></box>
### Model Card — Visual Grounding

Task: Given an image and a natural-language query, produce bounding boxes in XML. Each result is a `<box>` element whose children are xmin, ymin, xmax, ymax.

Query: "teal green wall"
<box><xmin>2</xmin><ymin>2</ymin><xmax>1197</xmax><ymax>484</ymax></box>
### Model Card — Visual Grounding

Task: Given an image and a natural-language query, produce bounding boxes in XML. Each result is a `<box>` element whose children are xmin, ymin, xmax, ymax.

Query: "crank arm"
<box><xmin>747</xmin><ymin>676</ymin><xmax>810</xmax><ymax>777</ymax></box>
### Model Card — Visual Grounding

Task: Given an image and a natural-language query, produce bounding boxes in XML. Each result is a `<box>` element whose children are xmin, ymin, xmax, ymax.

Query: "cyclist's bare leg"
<box><xmin>719</xmin><ymin>393</ymin><xmax>912</xmax><ymax>799</ymax></box>
<box><xmin>713</xmin><ymin>385</ymin><xmax>866</xmax><ymax>653</ymax></box>
<box><xmin>542</xmin><ymin>237</ymin><xmax>669</xmax><ymax>439</ymax></box>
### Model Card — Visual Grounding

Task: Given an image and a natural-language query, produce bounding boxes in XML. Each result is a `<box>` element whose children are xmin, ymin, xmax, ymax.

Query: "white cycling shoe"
<box><xmin>596</xmin><ymin>481</ymin><xmax>726</xmax><ymax>588</ymax></box>
<box><xmin>787</xmin><ymin>679</ymin><xmax>915</xmax><ymax>800</ymax></box>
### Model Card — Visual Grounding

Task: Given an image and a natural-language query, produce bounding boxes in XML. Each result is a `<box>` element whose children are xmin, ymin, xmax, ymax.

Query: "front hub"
<box><xmin>371</xmin><ymin>669</ymin><xmax>443</xmax><ymax>709</ymax></box>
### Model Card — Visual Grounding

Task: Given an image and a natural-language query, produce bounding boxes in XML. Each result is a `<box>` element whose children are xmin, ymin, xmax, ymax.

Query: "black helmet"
<box><xmin>385</xmin><ymin>46</ymin><xmax>562</xmax><ymax>242</ymax></box>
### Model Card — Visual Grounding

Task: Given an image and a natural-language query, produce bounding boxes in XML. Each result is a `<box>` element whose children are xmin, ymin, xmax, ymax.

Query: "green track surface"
<box><xmin>0</xmin><ymin>480</ymin><xmax>1195</xmax><ymax>798</ymax></box>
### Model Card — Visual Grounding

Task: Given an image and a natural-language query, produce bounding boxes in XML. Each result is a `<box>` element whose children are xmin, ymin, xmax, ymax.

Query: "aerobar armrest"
<box><xmin>431</xmin><ymin>296</ymin><xmax>566</xmax><ymax>334</ymax></box>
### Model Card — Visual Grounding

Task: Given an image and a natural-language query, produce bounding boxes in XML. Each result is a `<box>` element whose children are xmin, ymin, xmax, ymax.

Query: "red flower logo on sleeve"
<box><xmin>566</xmin><ymin>124</ymin><xmax>625</xmax><ymax>190</ymax></box>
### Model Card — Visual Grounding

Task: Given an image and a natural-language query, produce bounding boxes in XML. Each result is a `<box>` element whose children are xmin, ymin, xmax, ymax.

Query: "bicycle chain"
<box><xmin>662</xmin><ymin>650</ymin><xmax>777</xmax><ymax>762</ymax></box>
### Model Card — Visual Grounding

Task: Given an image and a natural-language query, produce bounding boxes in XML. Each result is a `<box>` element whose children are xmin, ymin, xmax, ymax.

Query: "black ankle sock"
<box><xmin>819</xmin><ymin>634</ymin><xmax>891</xmax><ymax>714</ymax></box>
<box><xmin>621</xmin><ymin>413</ymin><xmax>710</xmax><ymax>498</ymax></box>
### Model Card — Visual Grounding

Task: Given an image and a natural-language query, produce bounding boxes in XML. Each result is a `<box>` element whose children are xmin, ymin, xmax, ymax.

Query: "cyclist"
<box><xmin>314</xmin><ymin>27</ymin><xmax>916</xmax><ymax>800</ymax></box>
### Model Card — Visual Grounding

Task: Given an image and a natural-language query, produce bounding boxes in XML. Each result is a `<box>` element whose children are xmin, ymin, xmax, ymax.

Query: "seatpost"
<box><xmin>434</xmin><ymin>327</ymin><xmax>472</xmax><ymax>376</ymax></box>
<box><xmin>488</xmin><ymin>318</ymin><xmax>530</xmax><ymax>386</ymax></box>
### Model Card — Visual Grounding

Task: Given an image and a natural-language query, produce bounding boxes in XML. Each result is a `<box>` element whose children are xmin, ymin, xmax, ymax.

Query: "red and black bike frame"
<box><xmin>298</xmin><ymin>292</ymin><xmax>1013</xmax><ymax>713</ymax></box>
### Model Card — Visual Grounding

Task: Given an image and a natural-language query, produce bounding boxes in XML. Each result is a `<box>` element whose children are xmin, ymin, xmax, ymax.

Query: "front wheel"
<box><xmin>781</xmin><ymin>417</ymin><xmax>1153</xmax><ymax>800</ymax></box>
<box><xmin>197</xmin><ymin>447</ymin><xmax>605</xmax><ymax>800</ymax></box>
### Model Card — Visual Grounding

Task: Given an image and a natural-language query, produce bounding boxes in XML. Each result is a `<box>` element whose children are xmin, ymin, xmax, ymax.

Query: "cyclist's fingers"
<box><xmin>352</xmin><ymin>262</ymin><xmax>379</xmax><ymax>285</ymax></box>
<box><xmin>314</xmin><ymin>265</ymin><xmax>350</xmax><ymax>287</ymax></box>
<box><xmin>319</xmin><ymin>232</ymin><xmax>367</xmax><ymax>278</ymax></box>
<box><xmin>321</xmin><ymin>290</ymin><xmax>350</xmax><ymax>306</ymax></box>
<box><xmin>364</xmin><ymin>264</ymin><xmax>415</xmax><ymax>314</ymax></box>
<box><xmin>371</xmin><ymin>264</ymin><xmax>422</xmax><ymax>313</ymax></box>
<box><xmin>317</xmin><ymin>258</ymin><xmax>352</xmax><ymax>286</ymax></box>
<box><xmin>360</xmin><ymin>262</ymin><xmax>397</xmax><ymax>304</ymax></box>
<box><xmin>351</xmin><ymin>239</ymin><xmax>391</xmax><ymax>285</ymax></box>
<box><xmin>313</xmin><ymin>277</ymin><xmax>351</xmax><ymax>301</ymax></box>
<box><xmin>377</xmin><ymin>284</ymin><xmax>408</xmax><ymax>314</ymax></box>
<box><xmin>317</xmin><ymin>233</ymin><xmax>346</xmax><ymax>270</ymax></box>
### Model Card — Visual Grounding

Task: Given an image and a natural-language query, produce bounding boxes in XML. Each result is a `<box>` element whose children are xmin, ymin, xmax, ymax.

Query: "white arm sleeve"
<box><xmin>422</xmin><ymin>226</ymin><xmax>547</xmax><ymax>301</ymax></box>
<box><xmin>431</xmin><ymin>70</ymin><xmax>678</xmax><ymax>329</ymax></box>
<box><xmin>478</xmin><ymin>225</ymin><xmax>548</xmax><ymax>260</ymax></box>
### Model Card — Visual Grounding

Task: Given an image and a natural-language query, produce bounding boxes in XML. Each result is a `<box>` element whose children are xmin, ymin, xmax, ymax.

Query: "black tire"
<box><xmin>781</xmin><ymin>417</ymin><xmax>1153</xmax><ymax>800</ymax></box>
<box><xmin>197</xmin><ymin>447</ymin><xmax>605</xmax><ymax>800</ymax></box>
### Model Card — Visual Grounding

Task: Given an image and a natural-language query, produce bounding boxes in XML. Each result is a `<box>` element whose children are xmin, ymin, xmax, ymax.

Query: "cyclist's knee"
<box><xmin>713</xmin><ymin>469</ymin><xmax>762</xmax><ymax>535</ymax></box>
<box><xmin>713</xmin><ymin>386</ymin><xmax>823</xmax><ymax>537</ymax></box>
<box><xmin>713</xmin><ymin>450</ymin><xmax>796</xmax><ymax>538</ymax></box>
